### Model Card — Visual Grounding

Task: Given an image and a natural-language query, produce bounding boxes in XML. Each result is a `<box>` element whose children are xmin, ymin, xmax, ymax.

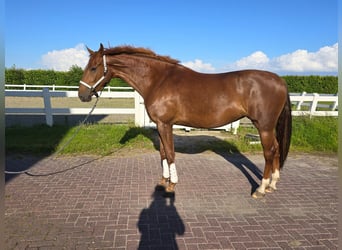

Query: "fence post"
<box><xmin>331</xmin><ymin>93</ymin><xmax>338</xmax><ymax>111</ymax></box>
<box><xmin>309</xmin><ymin>93</ymin><xmax>319</xmax><ymax>118</ymax></box>
<box><xmin>296</xmin><ymin>91</ymin><xmax>306</xmax><ymax>110</ymax></box>
<box><xmin>134</xmin><ymin>91</ymin><xmax>145</xmax><ymax>127</ymax></box>
<box><xmin>231</xmin><ymin>120</ymin><xmax>240</xmax><ymax>135</ymax></box>
<box><xmin>42</xmin><ymin>87</ymin><xmax>53</xmax><ymax>126</ymax></box>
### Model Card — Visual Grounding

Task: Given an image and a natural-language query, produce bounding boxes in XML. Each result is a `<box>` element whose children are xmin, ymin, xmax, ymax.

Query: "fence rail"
<box><xmin>5</xmin><ymin>87</ymin><xmax>240</xmax><ymax>133</ymax></box>
<box><xmin>290</xmin><ymin>92</ymin><xmax>338</xmax><ymax>117</ymax></box>
<box><xmin>5</xmin><ymin>85</ymin><xmax>338</xmax><ymax>132</ymax></box>
<box><xmin>5</xmin><ymin>84</ymin><xmax>132</xmax><ymax>92</ymax></box>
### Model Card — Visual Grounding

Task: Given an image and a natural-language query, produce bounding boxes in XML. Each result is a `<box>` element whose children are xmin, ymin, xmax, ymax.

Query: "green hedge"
<box><xmin>282</xmin><ymin>75</ymin><xmax>337</xmax><ymax>93</ymax></box>
<box><xmin>5</xmin><ymin>67</ymin><xmax>337</xmax><ymax>93</ymax></box>
<box><xmin>5</xmin><ymin>65</ymin><xmax>82</xmax><ymax>86</ymax></box>
<box><xmin>5</xmin><ymin>66</ymin><xmax>129</xmax><ymax>88</ymax></box>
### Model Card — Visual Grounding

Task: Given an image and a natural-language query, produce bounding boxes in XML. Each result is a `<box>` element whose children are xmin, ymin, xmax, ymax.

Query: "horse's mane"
<box><xmin>104</xmin><ymin>46</ymin><xmax>180</xmax><ymax>64</ymax></box>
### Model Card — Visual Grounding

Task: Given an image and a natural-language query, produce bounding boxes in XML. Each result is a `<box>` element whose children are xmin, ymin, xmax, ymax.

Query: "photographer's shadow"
<box><xmin>137</xmin><ymin>186</ymin><xmax>185</xmax><ymax>250</ymax></box>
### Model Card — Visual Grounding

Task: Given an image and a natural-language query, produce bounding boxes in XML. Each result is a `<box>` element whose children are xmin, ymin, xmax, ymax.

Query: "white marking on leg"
<box><xmin>269</xmin><ymin>169</ymin><xmax>280</xmax><ymax>190</ymax></box>
<box><xmin>272</xmin><ymin>169</ymin><xmax>280</xmax><ymax>180</ymax></box>
<box><xmin>162</xmin><ymin>159</ymin><xmax>170</xmax><ymax>179</ymax></box>
<box><xmin>257</xmin><ymin>178</ymin><xmax>270</xmax><ymax>194</ymax></box>
<box><xmin>169</xmin><ymin>163</ymin><xmax>178</xmax><ymax>183</ymax></box>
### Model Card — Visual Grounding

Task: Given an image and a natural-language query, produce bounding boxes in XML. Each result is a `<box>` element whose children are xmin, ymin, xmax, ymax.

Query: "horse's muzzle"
<box><xmin>79</xmin><ymin>92</ymin><xmax>92</xmax><ymax>102</ymax></box>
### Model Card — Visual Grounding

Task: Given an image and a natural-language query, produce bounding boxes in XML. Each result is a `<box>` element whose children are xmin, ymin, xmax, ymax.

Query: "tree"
<box><xmin>65</xmin><ymin>65</ymin><xmax>84</xmax><ymax>86</ymax></box>
<box><xmin>5</xmin><ymin>65</ymin><xmax>25</xmax><ymax>84</ymax></box>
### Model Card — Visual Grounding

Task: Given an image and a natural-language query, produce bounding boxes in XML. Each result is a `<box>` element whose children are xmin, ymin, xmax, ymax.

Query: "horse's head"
<box><xmin>79</xmin><ymin>43</ymin><xmax>111</xmax><ymax>102</ymax></box>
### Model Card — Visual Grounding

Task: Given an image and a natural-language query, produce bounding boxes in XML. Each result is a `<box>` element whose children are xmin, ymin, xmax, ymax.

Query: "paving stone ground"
<box><xmin>5</xmin><ymin>152</ymin><xmax>338</xmax><ymax>250</ymax></box>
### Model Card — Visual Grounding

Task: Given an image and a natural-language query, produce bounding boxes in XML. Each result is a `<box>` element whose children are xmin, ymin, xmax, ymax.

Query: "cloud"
<box><xmin>227</xmin><ymin>43</ymin><xmax>338</xmax><ymax>74</ymax></box>
<box><xmin>41</xmin><ymin>43</ymin><xmax>338</xmax><ymax>74</ymax></box>
<box><xmin>234</xmin><ymin>51</ymin><xmax>270</xmax><ymax>69</ymax></box>
<box><xmin>181</xmin><ymin>59</ymin><xmax>215</xmax><ymax>73</ymax></box>
<box><xmin>41</xmin><ymin>43</ymin><xmax>88</xmax><ymax>71</ymax></box>
<box><xmin>274</xmin><ymin>44</ymin><xmax>338</xmax><ymax>72</ymax></box>
<box><xmin>41</xmin><ymin>45</ymin><xmax>217</xmax><ymax>73</ymax></box>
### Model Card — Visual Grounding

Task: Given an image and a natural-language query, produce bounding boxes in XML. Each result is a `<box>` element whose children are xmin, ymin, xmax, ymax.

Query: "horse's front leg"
<box><xmin>158</xmin><ymin>138</ymin><xmax>169</xmax><ymax>188</ymax></box>
<box><xmin>157</xmin><ymin>122</ymin><xmax>178</xmax><ymax>193</ymax></box>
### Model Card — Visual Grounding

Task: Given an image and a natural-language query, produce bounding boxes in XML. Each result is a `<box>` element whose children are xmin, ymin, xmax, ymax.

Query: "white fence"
<box><xmin>5</xmin><ymin>84</ymin><xmax>132</xmax><ymax>92</ymax></box>
<box><xmin>5</xmin><ymin>87</ymin><xmax>240</xmax><ymax>133</ymax></box>
<box><xmin>5</xmin><ymin>85</ymin><xmax>338</xmax><ymax>132</ymax></box>
<box><xmin>290</xmin><ymin>92</ymin><xmax>338</xmax><ymax>117</ymax></box>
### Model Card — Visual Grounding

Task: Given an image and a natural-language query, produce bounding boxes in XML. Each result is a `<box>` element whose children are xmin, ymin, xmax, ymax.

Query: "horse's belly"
<box><xmin>175</xmin><ymin>107</ymin><xmax>243</xmax><ymax>129</ymax></box>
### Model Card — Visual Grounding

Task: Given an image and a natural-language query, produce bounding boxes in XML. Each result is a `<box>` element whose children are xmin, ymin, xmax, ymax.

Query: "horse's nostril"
<box><xmin>79</xmin><ymin>95</ymin><xmax>92</xmax><ymax>102</ymax></box>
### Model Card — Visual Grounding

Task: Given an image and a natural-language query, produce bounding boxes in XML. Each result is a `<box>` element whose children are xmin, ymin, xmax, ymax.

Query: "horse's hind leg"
<box><xmin>252</xmin><ymin>130</ymin><xmax>279</xmax><ymax>198</ymax></box>
<box><xmin>266</xmin><ymin>138</ymin><xmax>280</xmax><ymax>193</ymax></box>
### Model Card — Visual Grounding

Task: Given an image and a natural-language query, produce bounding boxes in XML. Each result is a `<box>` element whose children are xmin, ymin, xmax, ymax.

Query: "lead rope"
<box><xmin>52</xmin><ymin>95</ymin><xmax>100</xmax><ymax>157</ymax></box>
<box><xmin>5</xmin><ymin>93</ymin><xmax>101</xmax><ymax>175</ymax></box>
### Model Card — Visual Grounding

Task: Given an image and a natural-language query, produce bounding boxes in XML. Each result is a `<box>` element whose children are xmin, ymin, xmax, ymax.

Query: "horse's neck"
<box><xmin>108</xmin><ymin>55</ymin><xmax>164</xmax><ymax>98</ymax></box>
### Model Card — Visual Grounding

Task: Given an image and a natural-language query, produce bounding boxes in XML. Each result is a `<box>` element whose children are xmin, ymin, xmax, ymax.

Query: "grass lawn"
<box><xmin>5</xmin><ymin>117</ymin><xmax>337</xmax><ymax>156</ymax></box>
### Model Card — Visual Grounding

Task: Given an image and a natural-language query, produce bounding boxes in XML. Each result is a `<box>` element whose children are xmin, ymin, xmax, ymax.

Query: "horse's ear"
<box><xmin>86</xmin><ymin>46</ymin><xmax>94</xmax><ymax>55</ymax></box>
<box><xmin>99</xmin><ymin>43</ymin><xmax>104</xmax><ymax>53</ymax></box>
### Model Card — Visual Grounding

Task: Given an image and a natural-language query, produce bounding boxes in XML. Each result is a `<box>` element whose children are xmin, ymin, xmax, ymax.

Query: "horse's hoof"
<box><xmin>265</xmin><ymin>186</ymin><xmax>276</xmax><ymax>193</ymax></box>
<box><xmin>166</xmin><ymin>182</ymin><xmax>176</xmax><ymax>193</ymax></box>
<box><xmin>252</xmin><ymin>190</ymin><xmax>265</xmax><ymax>199</ymax></box>
<box><xmin>158</xmin><ymin>177</ymin><xmax>169</xmax><ymax>188</ymax></box>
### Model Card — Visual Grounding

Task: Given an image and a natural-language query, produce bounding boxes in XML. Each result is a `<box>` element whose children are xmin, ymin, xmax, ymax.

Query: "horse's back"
<box><xmin>180</xmin><ymin>69</ymin><xmax>286</xmax><ymax>95</ymax></box>
<box><xmin>217</xmin><ymin>70</ymin><xmax>286</xmax><ymax>94</ymax></box>
<box><xmin>181</xmin><ymin>69</ymin><xmax>288</xmax><ymax>111</ymax></box>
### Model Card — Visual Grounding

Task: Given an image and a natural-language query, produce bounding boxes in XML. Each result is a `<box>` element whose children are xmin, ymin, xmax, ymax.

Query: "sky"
<box><xmin>5</xmin><ymin>0</ymin><xmax>338</xmax><ymax>75</ymax></box>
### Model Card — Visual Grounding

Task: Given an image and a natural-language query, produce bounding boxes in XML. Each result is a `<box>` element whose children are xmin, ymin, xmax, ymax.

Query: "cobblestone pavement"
<box><xmin>5</xmin><ymin>152</ymin><xmax>338</xmax><ymax>249</ymax></box>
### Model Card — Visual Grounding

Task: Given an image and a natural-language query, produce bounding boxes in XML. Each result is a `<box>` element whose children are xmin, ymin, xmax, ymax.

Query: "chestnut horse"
<box><xmin>79</xmin><ymin>44</ymin><xmax>292</xmax><ymax>198</ymax></box>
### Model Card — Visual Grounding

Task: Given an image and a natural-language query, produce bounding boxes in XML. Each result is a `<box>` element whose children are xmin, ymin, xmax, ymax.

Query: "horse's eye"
<box><xmin>90</xmin><ymin>67</ymin><xmax>97</xmax><ymax>72</ymax></box>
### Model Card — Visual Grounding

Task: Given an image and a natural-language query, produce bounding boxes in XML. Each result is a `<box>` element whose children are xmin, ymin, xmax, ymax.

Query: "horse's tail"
<box><xmin>276</xmin><ymin>92</ymin><xmax>292</xmax><ymax>169</ymax></box>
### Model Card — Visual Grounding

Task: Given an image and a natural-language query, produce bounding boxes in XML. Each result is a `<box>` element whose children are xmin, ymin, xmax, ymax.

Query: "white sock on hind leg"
<box><xmin>162</xmin><ymin>159</ymin><xmax>170</xmax><ymax>179</ymax></box>
<box><xmin>170</xmin><ymin>163</ymin><xmax>178</xmax><ymax>183</ymax></box>
<box><xmin>269</xmin><ymin>169</ymin><xmax>280</xmax><ymax>190</ymax></box>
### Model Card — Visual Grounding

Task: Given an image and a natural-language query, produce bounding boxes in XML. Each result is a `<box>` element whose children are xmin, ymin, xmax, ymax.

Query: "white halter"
<box><xmin>79</xmin><ymin>55</ymin><xmax>108</xmax><ymax>94</ymax></box>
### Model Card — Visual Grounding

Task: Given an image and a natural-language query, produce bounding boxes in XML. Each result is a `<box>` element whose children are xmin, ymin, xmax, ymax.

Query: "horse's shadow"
<box><xmin>120</xmin><ymin>127</ymin><xmax>263</xmax><ymax>194</ymax></box>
